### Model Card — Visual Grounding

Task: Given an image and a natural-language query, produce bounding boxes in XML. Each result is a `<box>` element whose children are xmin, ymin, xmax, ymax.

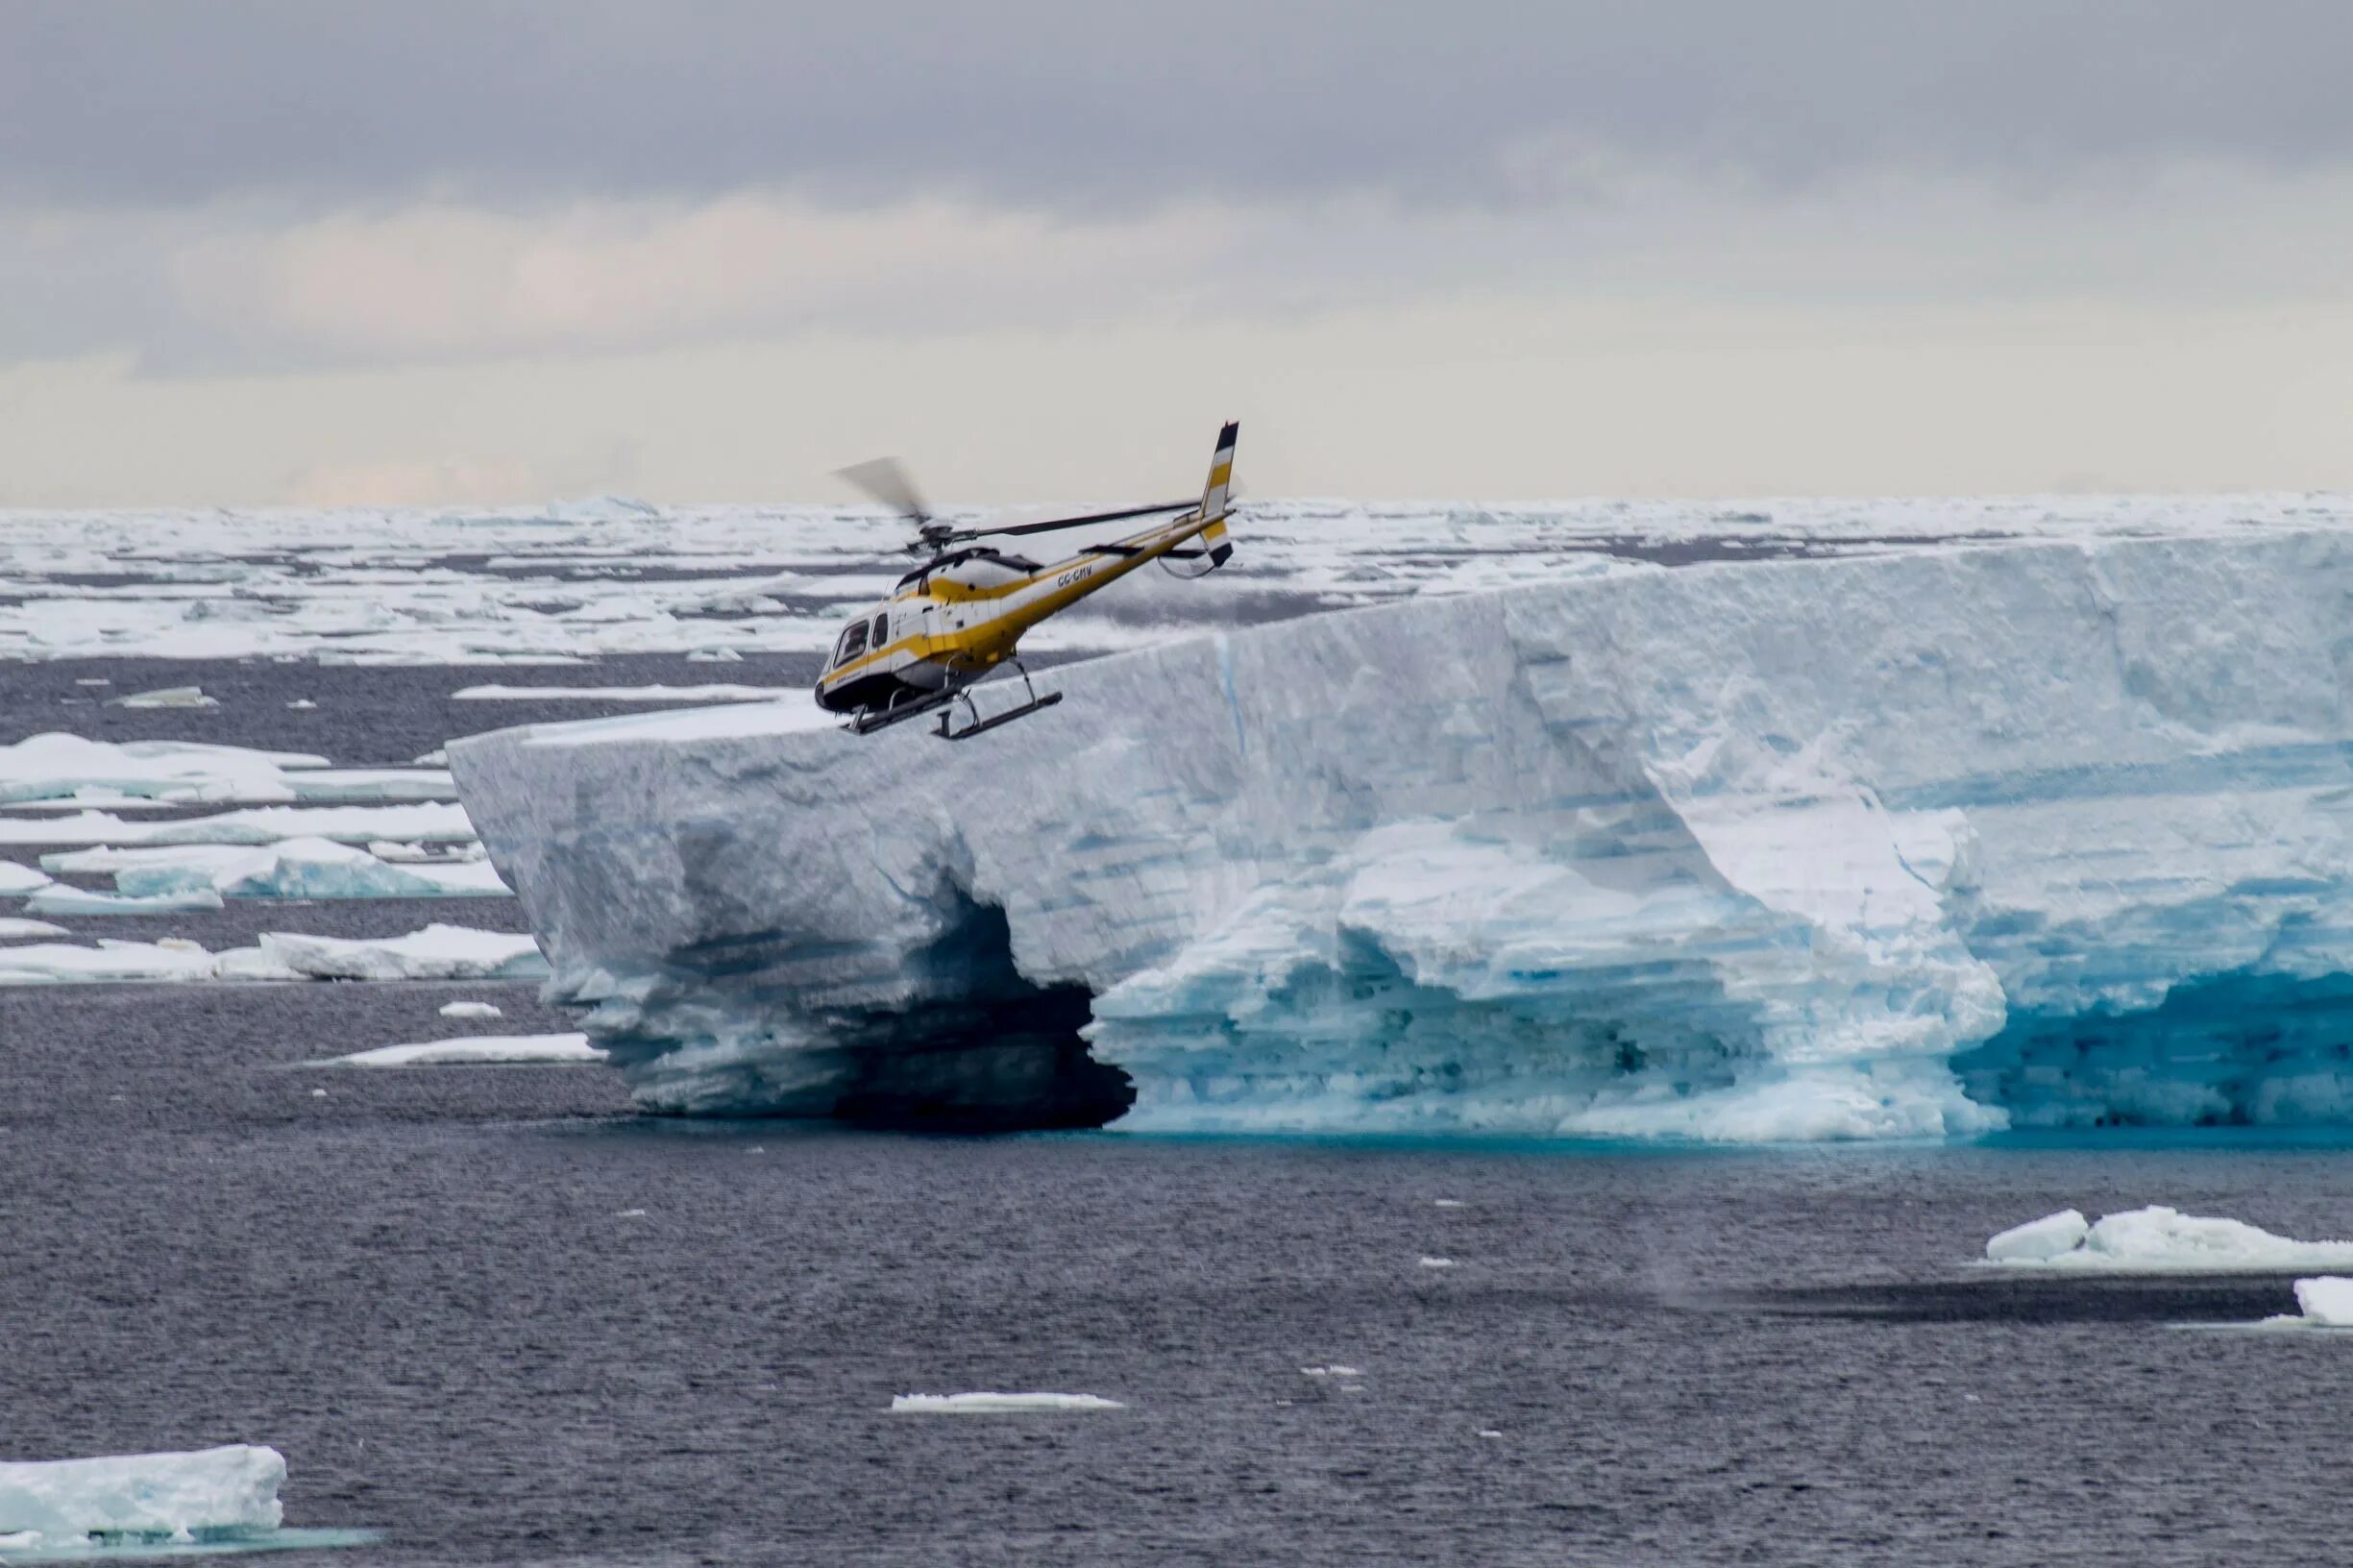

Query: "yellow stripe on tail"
<box><xmin>1163</xmin><ymin>421</ymin><xmax>1238</xmax><ymax>578</ymax></box>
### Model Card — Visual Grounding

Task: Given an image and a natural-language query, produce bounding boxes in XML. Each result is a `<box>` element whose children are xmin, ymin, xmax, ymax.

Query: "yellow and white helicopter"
<box><xmin>818</xmin><ymin>422</ymin><xmax>1238</xmax><ymax>740</ymax></box>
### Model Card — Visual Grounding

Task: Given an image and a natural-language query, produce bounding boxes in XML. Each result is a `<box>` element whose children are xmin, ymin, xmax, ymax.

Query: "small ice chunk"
<box><xmin>1299</xmin><ymin>1365</ymin><xmax>1363</xmax><ymax>1379</ymax></box>
<box><xmin>73</xmin><ymin>678</ymin><xmax>110</xmax><ymax>687</ymax></box>
<box><xmin>1418</xmin><ymin>1257</ymin><xmax>1457</xmax><ymax>1269</ymax></box>
<box><xmin>1478</xmin><ymin>1429</ymin><xmax>1504</xmax><ymax>1438</ymax></box>
<box><xmin>317</xmin><ymin>1032</ymin><xmax>602</xmax><ymax>1067</ymax></box>
<box><xmin>1434</xmin><ymin>1199</ymin><xmax>1467</xmax><ymax>1209</ymax></box>
<box><xmin>0</xmin><ymin>1444</ymin><xmax>283</xmax><ymax>1542</ymax></box>
<box><xmin>411</xmin><ymin>748</ymin><xmax>448</xmax><ymax>766</ymax></box>
<box><xmin>25</xmin><ymin>886</ymin><xmax>226</xmax><ymax>917</ymax></box>
<box><xmin>0</xmin><ymin>861</ymin><xmax>52</xmax><ymax>894</ymax></box>
<box><xmin>439</xmin><ymin>1000</ymin><xmax>505</xmax><ymax>1020</ymax></box>
<box><xmin>1984</xmin><ymin>1209</ymin><xmax>2091</xmax><ymax>1263</ymax></box>
<box><xmin>110</xmin><ymin>685</ymin><xmax>219</xmax><ymax>709</ymax></box>
<box><xmin>889</xmin><ymin>1393</ymin><xmax>1125</xmax><ymax>1413</ymax></box>
<box><xmin>688</xmin><ymin>648</ymin><xmax>745</xmax><ymax>662</ymax></box>
<box><xmin>310</xmin><ymin>1088</ymin><xmax>328</xmax><ymax>1098</ymax></box>
<box><xmin>618</xmin><ymin>1209</ymin><xmax>648</xmax><ymax>1218</ymax></box>
<box><xmin>2293</xmin><ymin>1277</ymin><xmax>2353</xmax><ymax>1327</ymax></box>
<box><xmin>0</xmin><ymin>917</ymin><xmax>69</xmax><ymax>941</ymax></box>
<box><xmin>286</xmin><ymin>698</ymin><xmax>319</xmax><ymax>710</ymax></box>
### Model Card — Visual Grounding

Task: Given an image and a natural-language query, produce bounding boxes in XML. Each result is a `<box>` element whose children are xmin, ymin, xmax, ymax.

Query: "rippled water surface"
<box><xmin>8</xmin><ymin>979</ymin><xmax>2353</xmax><ymax>1565</ymax></box>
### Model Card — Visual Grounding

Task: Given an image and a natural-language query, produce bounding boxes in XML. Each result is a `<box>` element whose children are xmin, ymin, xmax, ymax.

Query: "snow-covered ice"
<box><xmin>252</xmin><ymin>925</ymin><xmax>545</xmax><ymax>982</ymax></box>
<box><xmin>317</xmin><ymin>1032</ymin><xmax>601</xmax><ymax>1067</ymax></box>
<box><xmin>0</xmin><ymin>802</ymin><xmax>475</xmax><ymax>846</ymax></box>
<box><xmin>0</xmin><ymin>918</ymin><xmax>69</xmax><ymax>941</ymax></box>
<box><xmin>0</xmin><ymin>862</ymin><xmax>51</xmax><ymax>895</ymax></box>
<box><xmin>41</xmin><ymin>839</ymin><xmax>507</xmax><ymax>899</ymax></box>
<box><xmin>24</xmin><ymin>886</ymin><xmax>225</xmax><ymax>917</ymax></box>
<box><xmin>888</xmin><ymin>1393</ymin><xmax>1125</xmax><ymax>1413</ymax></box>
<box><xmin>0</xmin><ymin>735</ymin><xmax>452</xmax><ymax>806</ymax></box>
<box><xmin>0</xmin><ymin>924</ymin><xmax>546</xmax><ymax>986</ymax></box>
<box><xmin>439</xmin><ymin>999</ymin><xmax>505</xmax><ymax>1020</ymax></box>
<box><xmin>2285</xmin><ymin>1276</ymin><xmax>2353</xmax><ymax>1327</ymax></box>
<box><xmin>0</xmin><ymin>1445</ymin><xmax>282</xmax><ymax>1544</ymax></box>
<box><xmin>451</xmin><ymin>526</ymin><xmax>2353</xmax><ymax>1138</ymax></box>
<box><xmin>9</xmin><ymin>492</ymin><xmax>2353</xmax><ymax>665</ymax></box>
<box><xmin>1984</xmin><ymin>1207</ymin><xmax>2353</xmax><ymax>1272</ymax></box>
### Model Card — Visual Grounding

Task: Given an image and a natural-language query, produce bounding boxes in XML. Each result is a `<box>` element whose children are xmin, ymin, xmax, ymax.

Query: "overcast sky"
<box><xmin>6</xmin><ymin>1</ymin><xmax>2353</xmax><ymax>505</ymax></box>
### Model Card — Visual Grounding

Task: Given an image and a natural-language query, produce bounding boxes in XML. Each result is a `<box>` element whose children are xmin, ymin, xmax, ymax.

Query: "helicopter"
<box><xmin>818</xmin><ymin>422</ymin><xmax>1238</xmax><ymax>740</ymax></box>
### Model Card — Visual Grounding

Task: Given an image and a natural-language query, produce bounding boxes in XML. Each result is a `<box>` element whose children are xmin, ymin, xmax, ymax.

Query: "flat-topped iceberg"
<box><xmin>0</xmin><ymin>1444</ymin><xmax>282</xmax><ymax>1546</ymax></box>
<box><xmin>451</xmin><ymin>528</ymin><xmax>2353</xmax><ymax>1138</ymax></box>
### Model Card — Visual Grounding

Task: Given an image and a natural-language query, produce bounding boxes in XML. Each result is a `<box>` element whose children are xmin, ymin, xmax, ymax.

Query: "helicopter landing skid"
<box><xmin>937</xmin><ymin>662</ymin><xmax>1062</xmax><ymax>741</ymax></box>
<box><xmin>847</xmin><ymin>686</ymin><xmax>959</xmax><ymax>735</ymax></box>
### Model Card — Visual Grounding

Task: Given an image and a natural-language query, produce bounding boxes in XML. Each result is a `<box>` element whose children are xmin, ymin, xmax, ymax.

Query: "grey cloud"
<box><xmin>8</xmin><ymin>1</ymin><xmax>2353</xmax><ymax>213</ymax></box>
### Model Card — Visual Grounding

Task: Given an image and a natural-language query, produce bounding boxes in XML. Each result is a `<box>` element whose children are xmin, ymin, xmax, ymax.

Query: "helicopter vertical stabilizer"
<box><xmin>1163</xmin><ymin>421</ymin><xmax>1238</xmax><ymax>578</ymax></box>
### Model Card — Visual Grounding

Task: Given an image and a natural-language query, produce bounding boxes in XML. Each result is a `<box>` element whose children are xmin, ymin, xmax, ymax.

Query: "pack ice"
<box><xmin>451</xmin><ymin>528</ymin><xmax>2353</xmax><ymax>1139</ymax></box>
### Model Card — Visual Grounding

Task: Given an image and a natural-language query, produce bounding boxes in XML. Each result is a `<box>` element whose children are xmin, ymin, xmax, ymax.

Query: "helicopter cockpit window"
<box><xmin>832</xmin><ymin>622</ymin><xmax>868</xmax><ymax>668</ymax></box>
<box><xmin>871</xmin><ymin>613</ymin><xmax>890</xmax><ymax>649</ymax></box>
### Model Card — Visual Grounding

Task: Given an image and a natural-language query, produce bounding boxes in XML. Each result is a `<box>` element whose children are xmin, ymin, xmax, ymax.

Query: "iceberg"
<box><xmin>40</xmin><ymin>839</ymin><xmax>508</xmax><ymax>899</ymax></box>
<box><xmin>0</xmin><ymin>1445</ymin><xmax>282</xmax><ymax>1546</ymax></box>
<box><xmin>450</xmin><ymin>527</ymin><xmax>2353</xmax><ymax>1138</ymax></box>
<box><xmin>1984</xmin><ymin>1206</ymin><xmax>2353</xmax><ymax>1272</ymax></box>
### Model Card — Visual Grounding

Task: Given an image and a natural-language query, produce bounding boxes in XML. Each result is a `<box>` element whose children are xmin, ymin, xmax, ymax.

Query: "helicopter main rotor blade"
<box><xmin>971</xmin><ymin>500</ymin><xmax>1197</xmax><ymax>540</ymax></box>
<box><xmin>835</xmin><ymin>456</ymin><xmax>932</xmax><ymax>524</ymax></box>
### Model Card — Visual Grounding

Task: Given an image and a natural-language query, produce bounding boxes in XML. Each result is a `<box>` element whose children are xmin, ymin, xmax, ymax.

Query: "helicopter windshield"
<box><xmin>831</xmin><ymin>621</ymin><xmax>868</xmax><ymax>668</ymax></box>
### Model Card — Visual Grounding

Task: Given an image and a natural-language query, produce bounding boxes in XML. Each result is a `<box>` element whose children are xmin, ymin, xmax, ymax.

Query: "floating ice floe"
<box><xmin>24</xmin><ymin>886</ymin><xmax>224</xmax><ymax>917</ymax></box>
<box><xmin>1417</xmin><ymin>1257</ymin><xmax>1458</xmax><ymax>1269</ymax></box>
<box><xmin>888</xmin><ymin>1393</ymin><xmax>1125</xmax><ymax>1413</ymax></box>
<box><xmin>0</xmin><ymin>734</ymin><xmax>452</xmax><ymax>806</ymax></box>
<box><xmin>0</xmin><ymin>923</ymin><xmax>547</xmax><ymax>986</ymax></box>
<box><xmin>316</xmin><ymin>1032</ymin><xmax>601</xmax><ymax>1067</ymax></box>
<box><xmin>451</xmin><ymin>683</ymin><xmax>796</xmax><ymax>702</ymax></box>
<box><xmin>250</xmin><ymin>925</ymin><xmax>545</xmax><ymax>982</ymax></box>
<box><xmin>0</xmin><ymin>863</ymin><xmax>50</xmax><ymax>895</ymax></box>
<box><xmin>109</xmin><ymin>685</ymin><xmax>217</xmax><ymax>709</ymax></box>
<box><xmin>1984</xmin><ymin>1206</ymin><xmax>2353</xmax><ymax>1272</ymax></box>
<box><xmin>0</xmin><ymin>918</ymin><xmax>68</xmax><ymax>941</ymax></box>
<box><xmin>1299</xmin><ymin>1366</ymin><xmax>1363</xmax><ymax>1379</ymax></box>
<box><xmin>438</xmin><ymin>1000</ymin><xmax>504</xmax><ymax>1020</ymax></box>
<box><xmin>0</xmin><ymin>802</ymin><xmax>476</xmax><ymax>847</ymax></box>
<box><xmin>0</xmin><ymin>1444</ymin><xmax>282</xmax><ymax>1545</ymax></box>
<box><xmin>41</xmin><ymin>839</ymin><xmax>507</xmax><ymax>899</ymax></box>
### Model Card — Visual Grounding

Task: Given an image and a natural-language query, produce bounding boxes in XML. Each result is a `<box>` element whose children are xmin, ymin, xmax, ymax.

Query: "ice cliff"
<box><xmin>450</xmin><ymin>528</ymin><xmax>2353</xmax><ymax>1139</ymax></box>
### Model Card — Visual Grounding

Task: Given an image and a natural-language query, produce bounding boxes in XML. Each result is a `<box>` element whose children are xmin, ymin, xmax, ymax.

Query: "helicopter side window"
<box><xmin>871</xmin><ymin>612</ymin><xmax>890</xmax><ymax>649</ymax></box>
<box><xmin>832</xmin><ymin>622</ymin><xmax>868</xmax><ymax>668</ymax></box>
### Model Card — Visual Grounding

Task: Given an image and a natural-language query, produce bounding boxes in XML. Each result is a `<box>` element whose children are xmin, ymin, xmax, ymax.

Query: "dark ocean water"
<box><xmin>10</xmin><ymin>660</ymin><xmax>2353</xmax><ymax>1563</ymax></box>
